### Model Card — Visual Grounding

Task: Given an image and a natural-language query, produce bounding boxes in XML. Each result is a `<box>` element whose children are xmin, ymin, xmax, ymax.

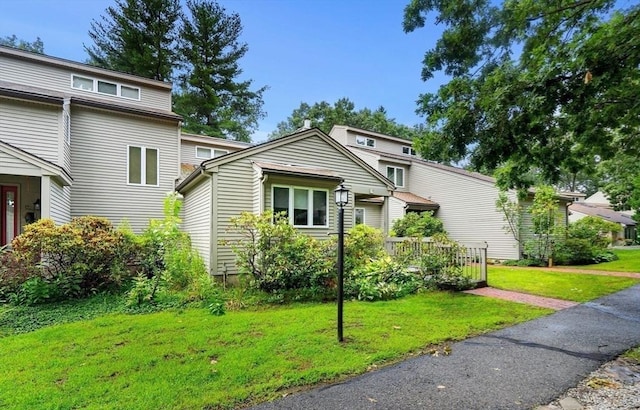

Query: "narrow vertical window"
<box><xmin>354</xmin><ymin>208</ymin><xmax>365</xmax><ymax>225</ymax></box>
<box><xmin>128</xmin><ymin>146</ymin><xmax>142</xmax><ymax>184</ymax></box>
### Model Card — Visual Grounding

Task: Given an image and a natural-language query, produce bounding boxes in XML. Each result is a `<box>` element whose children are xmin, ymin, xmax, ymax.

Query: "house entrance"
<box><xmin>1</xmin><ymin>185</ymin><xmax>18</xmax><ymax>246</ymax></box>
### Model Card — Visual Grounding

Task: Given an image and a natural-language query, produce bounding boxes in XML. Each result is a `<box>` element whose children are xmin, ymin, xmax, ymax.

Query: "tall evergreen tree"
<box><xmin>174</xmin><ymin>0</ymin><xmax>266</xmax><ymax>142</ymax></box>
<box><xmin>85</xmin><ymin>0</ymin><xmax>180</xmax><ymax>81</ymax></box>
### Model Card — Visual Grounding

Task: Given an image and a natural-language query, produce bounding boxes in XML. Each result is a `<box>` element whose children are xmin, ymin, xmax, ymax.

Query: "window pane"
<box><xmin>129</xmin><ymin>146</ymin><xmax>141</xmax><ymax>184</ymax></box>
<box><xmin>72</xmin><ymin>76</ymin><xmax>93</xmax><ymax>91</ymax></box>
<box><xmin>98</xmin><ymin>81</ymin><xmax>117</xmax><ymax>95</ymax></box>
<box><xmin>313</xmin><ymin>190</ymin><xmax>327</xmax><ymax>226</ymax></box>
<box><xmin>145</xmin><ymin>148</ymin><xmax>158</xmax><ymax>185</ymax></box>
<box><xmin>121</xmin><ymin>86</ymin><xmax>139</xmax><ymax>99</ymax></box>
<box><xmin>196</xmin><ymin>147</ymin><xmax>212</xmax><ymax>158</ymax></box>
<box><xmin>366</xmin><ymin>138</ymin><xmax>375</xmax><ymax>147</ymax></box>
<box><xmin>273</xmin><ymin>187</ymin><xmax>289</xmax><ymax>218</ymax></box>
<box><xmin>356</xmin><ymin>136</ymin><xmax>365</xmax><ymax>146</ymax></box>
<box><xmin>396</xmin><ymin>168</ymin><xmax>404</xmax><ymax>187</ymax></box>
<box><xmin>355</xmin><ymin>208</ymin><xmax>364</xmax><ymax>225</ymax></box>
<box><xmin>213</xmin><ymin>149</ymin><xmax>228</xmax><ymax>158</ymax></box>
<box><xmin>294</xmin><ymin>189</ymin><xmax>308</xmax><ymax>225</ymax></box>
<box><xmin>387</xmin><ymin>167</ymin><xmax>395</xmax><ymax>181</ymax></box>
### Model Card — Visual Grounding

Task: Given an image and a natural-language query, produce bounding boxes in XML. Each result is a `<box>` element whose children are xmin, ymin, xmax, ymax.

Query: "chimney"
<box><xmin>303</xmin><ymin>119</ymin><xmax>311</xmax><ymax>129</ymax></box>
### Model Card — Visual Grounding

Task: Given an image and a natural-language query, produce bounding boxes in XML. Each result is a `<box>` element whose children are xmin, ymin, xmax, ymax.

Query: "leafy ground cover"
<box><xmin>574</xmin><ymin>248</ymin><xmax>640</xmax><ymax>272</ymax></box>
<box><xmin>488</xmin><ymin>266</ymin><xmax>640</xmax><ymax>302</ymax></box>
<box><xmin>0</xmin><ymin>292</ymin><xmax>548</xmax><ymax>409</ymax></box>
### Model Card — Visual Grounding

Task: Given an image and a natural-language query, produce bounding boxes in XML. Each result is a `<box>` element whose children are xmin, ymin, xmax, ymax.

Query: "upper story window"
<box><xmin>128</xmin><ymin>146</ymin><xmax>158</xmax><ymax>186</ymax></box>
<box><xmin>402</xmin><ymin>146</ymin><xmax>416</xmax><ymax>156</ymax></box>
<box><xmin>272</xmin><ymin>185</ymin><xmax>328</xmax><ymax>228</ymax></box>
<box><xmin>72</xmin><ymin>75</ymin><xmax>140</xmax><ymax>100</ymax></box>
<box><xmin>195</xmin><ymin>146</ymin><xmax>229</xmax><ymax>159</ymax></box>
<box><xmin>387</xmin><ymin>166</ymin><xmax>405</xmax><ymax>187</ymax></box>
<box><xmin>355</xmin><ymin>135</ymin><xmax>376</xmax><ymax>148</ymax></box>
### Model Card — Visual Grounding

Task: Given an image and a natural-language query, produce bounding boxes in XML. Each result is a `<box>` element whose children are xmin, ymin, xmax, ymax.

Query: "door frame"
<box><xmin>1</xmin><ymin>185</ymin><xmax>19</xmax><ymax>246</ymax></box>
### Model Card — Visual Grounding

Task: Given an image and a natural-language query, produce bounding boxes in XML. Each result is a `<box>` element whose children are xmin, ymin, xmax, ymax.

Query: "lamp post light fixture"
<box><xmin>334</xmin><ymin>183</ymin><xmax>349</xmax><ymax>342</ymax></box>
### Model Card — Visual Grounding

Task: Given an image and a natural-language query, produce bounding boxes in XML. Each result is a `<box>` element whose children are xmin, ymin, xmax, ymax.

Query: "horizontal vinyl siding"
<box><xmin>389</xmin><ymin>196</ymin><xmax>405</xmax><ymax>228</ymax></box>
<box><xmin>69</xmin><ymin>107</ymin><xmax>179</xmax><ymax>232</ymax></box>
<box><xmin>49</xmin><ymin>180</ymin><xmax>71</xmax><ymax>224</ymax></box>
<box><xmin>183</xmin><ymin>177</ymin><xmax>211</xmax><ymax>270</ymax></box>
<box><xmin>0</xmin><ymin>99</ymin><xmax>60</xmax><ymax>164</ymax></box>
<box><xmin>356</xmin><ymin>202</ymin><xmax>383</xmax><ymax>231</ymax></box>
<box><xmin>215</xmin><ymin>161</ymin><xmax>255</xmax><ymax>277</ymax></box>
<box><xmin>0</xmin><ymin>56</ymin><xmax>171</xmax><ymax>111</ymax></box>
<box><xmin>408</xmin><ymin>164</ymin><xmax>519</xmax><ymax>260</ymax></box>
<box><xmin>0</xmin><ymin>150</ymin><xmax>42</xmax><ymax>176</ymax></box>
<box><xmin>520</xmin><ymin>200</ymin><xmax>568</xmax><ymax>244</ymax></box>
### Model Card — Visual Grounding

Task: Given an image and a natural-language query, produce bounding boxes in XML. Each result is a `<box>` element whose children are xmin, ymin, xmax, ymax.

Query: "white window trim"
<box><xmin>195</xmin><ymin>146</ymin><xmax>228</xmax><ymax>159</ymax></box>
<box><xmin>354</xmin><ymin>207</ymin><xmax>365</xmax><ymax>225</ymax></box>
<box><xmin>402</xmin><ymin>146</ymin><xmax>416</xmax><ymax>156</ymax></box>
<box><xmin>71</xmin><ymin>75</ymin><xmax>141</xmax><ymax>101</ymax></box>
<box><xmin>386</xmin><ymin>165</ymin><xmax>405</xmax><ymax>188</ymax></box>
<box><xmin>127</xmin><ymin>145</ymin><xmax>160</xmax><ymax>187</ymax></box>
<box><xmin>355</xmin><ymin>135</ymin><xmax>376</xmax><ymax>148</ymax></box>
<box><xmin>271</xmin><ymin>184</ymin><xmax>329</xmax><ymax>228</ymax></box>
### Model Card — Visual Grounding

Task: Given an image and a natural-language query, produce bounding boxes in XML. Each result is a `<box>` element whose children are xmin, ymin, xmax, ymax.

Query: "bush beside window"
<box><xmin>391</xmin><ymin>211</ymin><xmax>444</xmax><ymax>238</ymax></box>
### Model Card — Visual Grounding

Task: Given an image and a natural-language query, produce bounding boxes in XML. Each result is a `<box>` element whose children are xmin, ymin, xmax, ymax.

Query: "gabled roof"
<box><xmin>177</xmin><ymin>128</ymin><xmax>395</xmax><ymax>193</ymax></box>
<box><xmin>0</xmin><ymin>139</ymin><xmax>73</xmax><ymax>186</ymax></box>
<box><xmin>569</xmin><ymin>203</ymin><xmax>636</xmax><ymax>226</ymax></box>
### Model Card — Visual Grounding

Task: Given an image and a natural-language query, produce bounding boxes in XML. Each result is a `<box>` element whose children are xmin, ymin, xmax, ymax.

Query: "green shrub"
<box><xmin>568</xmin><ymin>216</ymin><xmax>620</xmax><ymax>249</ymax></box>
<box><xmin>0</xmin><ymin>247</ymin><xmax>37</xmax><ymax>303</ymax></box>
<box><xmin>128</xmin><ymin>193</ymin><xmax>213</xmax><ymax>306</ymax></box>
<box><xmin>224</xmin><ymin>211</ymin><xmax>333</xmax><ymax>295</ymax></box>
<box><xmin>7</xmin><ymin>217</ymin><xmax>136</xmax><ymax>304</ymax></box>
<box><xmin>419</xmin><ymin>234</ymin><xmax>475</xmax><ymax>291</ymax></box>
<box><xmin>345</xmin><ymin>256</ymin><xmax>420</xmax><ymax>301</ymax></box>
<box><xmin>553</xmin><ymin>238</ymin><xmax>595</xmax><ymax>265</ymax></box>
<box><xmin>391</xmin><ymin>211</ymin><xmax>444</xmax><ymax>237</ymax></box>
<box><xmin>324</xmin><ymin>224</ymin><xmax>386</xmax><ymax>275</ymax></box>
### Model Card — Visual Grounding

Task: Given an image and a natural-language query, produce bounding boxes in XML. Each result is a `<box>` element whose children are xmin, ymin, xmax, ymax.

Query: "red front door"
<box><xmin>1</xmin><ymin>186</ymin><xmax>18</xmax><ymax>247</ymax></box>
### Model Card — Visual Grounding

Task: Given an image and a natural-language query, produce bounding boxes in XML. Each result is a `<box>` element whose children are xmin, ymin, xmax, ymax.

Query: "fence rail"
<box><xmin>385</xmin><ymin>237</ymin><xmax>488</xmax><ymax>285</ymax></box>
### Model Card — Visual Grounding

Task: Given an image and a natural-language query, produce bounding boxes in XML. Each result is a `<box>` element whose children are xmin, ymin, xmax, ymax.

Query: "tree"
<box><xmin>403</xmin><ymin>1</ymin><xmax>640</xmax><ymax>196</ymax></box>
<box><xmin>0</xmin><ymin>35</ymin><xmax>44</xmax><ymax>53</ymax></box>
<box><xmin>85</xmin><ymin>0</ymin><xmax>180</xmax><ymax>81</ymax></box>
<box><xmin>174</xmin><ymin>0</ymin><xmax>266</xmax><ymax>141</ymax></box>
<box><xmin>269</xmin><ymin>98</ymin><xmax>421</xmax><ymax>140</ymax></box>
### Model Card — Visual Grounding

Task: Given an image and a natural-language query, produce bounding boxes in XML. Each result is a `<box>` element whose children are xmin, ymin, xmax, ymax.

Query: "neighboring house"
<box><xmin>569</xmin><ymin>191</ymin><xmax>637</xmax><ymax>243</ymax></box>
<box><xmin>177</xmin><ymin>128</ymin><xmax>394</xmax><ymax>277</ymax></box>
<box><xmin>0</xmin><ymin>45</ymin><xmax>182</xmax><ymax>246</ymax></box>
<box><xmin>329</xmin><ymin>125</ymin><xmax>575</xmax><ymax>260</ymax></box>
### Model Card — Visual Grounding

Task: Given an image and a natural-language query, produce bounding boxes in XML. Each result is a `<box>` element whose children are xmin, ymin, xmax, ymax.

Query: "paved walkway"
<box><xmin>464</xmin><ymin>287</ymin><xmax>579</xmax><ymax>310</ymax></box>
<box><xmin>251</xmin><ymin>285</ymin><xmax>640</xmax><ymax>410</ymax></box>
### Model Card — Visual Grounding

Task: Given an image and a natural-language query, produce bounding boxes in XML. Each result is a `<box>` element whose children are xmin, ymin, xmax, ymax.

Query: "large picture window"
<box><xmin>128</xmin><ymin>146</ymin><xmax>158</xmax><ymax>186</ymax></box>
<box><xmin>272</xmin><ymin>185</ymin><xmax>328</xmax><ymax>227</ymax></box>
<box><xmin>386</xmin><ymin>166</ymin><xmax>405</xmax><ymax>187</ymax></box>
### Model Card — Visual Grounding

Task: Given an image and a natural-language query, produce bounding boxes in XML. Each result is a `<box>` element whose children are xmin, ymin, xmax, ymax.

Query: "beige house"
<box><xmin>569</xmin><ymin>191</ymin><xmax>637</xmax><ymax>243</ymax></box>
<box><xmin>329</xmin><ymin>125</ymin><xmax>574</xmax><ymax>260</ymax></box>
<box><xmin>177</xmin><ymin>128</ymin><xmax>394</xmax><ymax>277</ymax></box>
<box><xmin>0</xmin><ymin>45</ymin><xmax>182</xmax><ymax>246</ymax></box>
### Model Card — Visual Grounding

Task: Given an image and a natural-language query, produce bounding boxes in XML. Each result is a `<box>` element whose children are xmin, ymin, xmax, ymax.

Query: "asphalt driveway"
<box><xmin>251</xmin><ymin>284</ymin><xmax>640</xmax><ymax>410</ymax></box>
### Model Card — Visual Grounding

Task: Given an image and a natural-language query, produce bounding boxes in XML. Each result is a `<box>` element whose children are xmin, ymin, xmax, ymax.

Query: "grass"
<box><xmin>488</xmin><ymin>265</ymin><xmax>640</xmax><ymax>302</ymax></box>
<box><xmin>0</xmin><ymin>291</ymin><xmax>549</xmax><ymax>409</ymax></box>
<box><xmin>573</xmin><ymin>248</ymin><xmax>640</xmax><ymax>272</ymax></box>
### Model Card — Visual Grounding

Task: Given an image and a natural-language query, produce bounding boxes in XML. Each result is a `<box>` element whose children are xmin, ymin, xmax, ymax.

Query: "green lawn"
<box><xmin>0</xmin><ymin>292</ymin><xmax>548</xmax><ymax>409</ymax></box>
<box><xmin>573</xmin><ymin>248</ymin><xmax>640</xmax><ymax>272</ymax></box>
<box><xmin>488</xmin><ymin>265</ymin><xmax>640</xmax><ymax>301</ymax></box>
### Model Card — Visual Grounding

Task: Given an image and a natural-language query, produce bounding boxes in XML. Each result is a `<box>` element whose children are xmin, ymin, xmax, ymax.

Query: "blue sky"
<box><xmin>1</xmin><ymin>0</ymin><xmax>447</xmax><ymax>141</ymax></box>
